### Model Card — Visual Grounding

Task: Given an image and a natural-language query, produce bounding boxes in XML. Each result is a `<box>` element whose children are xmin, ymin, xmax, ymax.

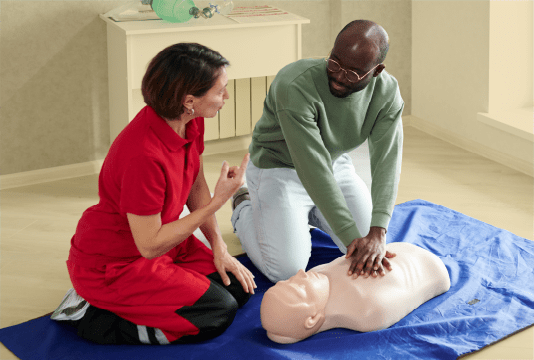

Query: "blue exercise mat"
<box><xmin>1</xmin><ymin>199</ymin><xmax>533</xmax><ymax>360</ymax></box>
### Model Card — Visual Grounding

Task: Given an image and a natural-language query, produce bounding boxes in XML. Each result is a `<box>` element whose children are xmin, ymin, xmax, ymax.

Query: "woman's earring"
<box><xmin>190</xmin><ymin>108</ymin><xmax>195</xmax><ymax>116</ymax></box>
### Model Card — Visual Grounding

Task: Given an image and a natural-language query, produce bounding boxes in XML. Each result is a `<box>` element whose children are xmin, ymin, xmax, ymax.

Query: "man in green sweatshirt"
<box><xmin>231</xmin><ymin>20</ymin><xmax>404</xmax><ymax>282</ymax></box>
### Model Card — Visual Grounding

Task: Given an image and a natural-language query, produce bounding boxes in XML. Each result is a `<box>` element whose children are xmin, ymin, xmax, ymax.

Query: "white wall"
<box><xmin>0</xmin><ymin>0</ymin><xmax>412</xmax><ymax>177</ymax></box>
<box><xmin>489</xmin><ymin>1</ymin><xmax>533</xmax><ymax>112</ymax></box>
<box><xmin>411</xmin><ymin>0</ymin><xmax>533</xmax><ymax>176</ymax></box>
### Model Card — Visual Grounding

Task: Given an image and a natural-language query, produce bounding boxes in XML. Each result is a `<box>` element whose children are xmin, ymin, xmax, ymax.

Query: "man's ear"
<box><xmin>304</xmin><ymin>311</ymin><xmax>325</xmax><ymax>329</ymax></box>
<box><xmin>374</xmin><ymin>64</ymin><xmax>386</xmax><ymax>77</ymax></box>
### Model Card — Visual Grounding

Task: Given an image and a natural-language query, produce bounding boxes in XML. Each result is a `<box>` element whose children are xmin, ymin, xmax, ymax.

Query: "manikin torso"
<box><xmin>313</xmin><ymin>242</ymin><xmax>450</xmax><ymax>332</ymax></box>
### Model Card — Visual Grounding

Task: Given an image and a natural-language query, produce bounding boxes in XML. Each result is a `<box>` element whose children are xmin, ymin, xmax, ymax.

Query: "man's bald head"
<box><xmin>326</xmin><ymin>20</ymin><xmax>389</xmax><ymax>97</ymax></box>
<box><xmin>335</xmin><ymin>20</ymin><xmax>390</xmax><ymax>65</ymax></box>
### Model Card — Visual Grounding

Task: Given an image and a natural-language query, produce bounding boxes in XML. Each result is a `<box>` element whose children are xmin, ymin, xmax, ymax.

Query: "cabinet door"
<box><xmin>251</xmin><ymin>77</ymin><xmax>267</xmax><ymax>131</ymax></box>
<box><xmin>219</xmin><ymin>80</ymin><xmax>236</xmax><ymax>139</ymax></box>
<box><xmin>204</xmin><ymin>116</ymin><xmax>219</xmax><ymax>141</ymax></box>
<box><xmin>267</xmin><ymin>75</ymin><xmax>276</xmax><ymax>92</ymax></box>
<box><xmin>235</xmin><ymin>78</ymin><xmax>251</xmax><ymax>136</ymax></box>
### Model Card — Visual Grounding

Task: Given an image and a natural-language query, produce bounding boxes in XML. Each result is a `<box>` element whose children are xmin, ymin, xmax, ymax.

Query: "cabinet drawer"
<box><xmin>129</xmin><ymin>25</ymin><xmax>299</xmax><ymax>88</ymax></box>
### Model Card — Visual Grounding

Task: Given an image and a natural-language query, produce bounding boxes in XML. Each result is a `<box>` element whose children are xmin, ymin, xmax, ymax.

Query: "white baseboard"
<box><xmin>477</xmin><ymin>108</ymin><xmax>534</xmax><ymax>142</ymax></box>
<box><xmin>0</xmin><ymin>136</ymin><xmax>254</xmax><ymax>191</ymax></box>
<box><xmin>406</xmin><ymin>115</ymin><xmax>533</xmax><ymax>177</ymax></box>
<box><xmin>203</xmin><ymin>134</ymin><xmax>252</xmax><ymax>156</ymax></box>
<box><xmin>402</xmin><ymin>115</ymin><xmax>412</xmax><ymax>127</ymax></box>
<box><xmin>203</xmin><ymin>119</ymin><xmax>414</xmax><ymax>156</ymax></box>
<box><xmin>2</xmin><ymin>115</ymin><xmax>529</xmax><ymax>190</ymax></box>
<box><xmin>0</xmin><ymin>160</ymin><xmax>104</xmax><ymax>190</ymax></box>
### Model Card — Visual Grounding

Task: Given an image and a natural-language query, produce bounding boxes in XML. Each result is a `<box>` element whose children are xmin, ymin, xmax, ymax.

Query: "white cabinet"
<box><xmin>99</xmin><ymin>10</ymin><xmax>309</xmax><ymax>143</ymax></box>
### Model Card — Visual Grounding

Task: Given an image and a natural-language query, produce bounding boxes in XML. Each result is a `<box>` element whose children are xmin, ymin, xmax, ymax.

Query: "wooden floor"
<box><xmin>1</xmin><ymin>126</ymin><xmax>533</xmax><ymax>359</ymax></box>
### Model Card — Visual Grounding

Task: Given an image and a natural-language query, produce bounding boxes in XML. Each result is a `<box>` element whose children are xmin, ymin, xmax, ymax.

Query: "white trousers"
<box><xmin>231</xmin><ymin>153</ymin><xmax>372</xmax><ymax>282</ymax></box>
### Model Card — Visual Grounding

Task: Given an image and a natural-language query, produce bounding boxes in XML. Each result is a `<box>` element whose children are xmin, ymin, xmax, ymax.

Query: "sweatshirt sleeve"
<box><xmin>368</xmin><ymin>100</ymin><xmax>404</xmax><ymax>231</ymax></box>
<box><xmin>277</xmin><ymin>107</ymin><xmax>362</xmax><ymax>246</ymax></box>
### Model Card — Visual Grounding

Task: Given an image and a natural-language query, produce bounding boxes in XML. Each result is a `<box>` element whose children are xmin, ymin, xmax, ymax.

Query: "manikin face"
<box><xmin>275</xmin><ymin>269</ymin><xmax>330</xmax><ymax>309</ymax></box>
<box><xmin>192</xmin><ymin>67</ymin><xmax>230</xmax><ymax>119</ymax></box>
<box><xmin>260</xmin><ymin>269</ymin><xmax>330</xmax><ymax>343</ymax></box>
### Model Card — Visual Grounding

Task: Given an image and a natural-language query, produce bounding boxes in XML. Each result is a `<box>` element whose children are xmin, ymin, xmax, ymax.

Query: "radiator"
<box><xmin>204</xmin><ymin>75</ymin><xmax>275</xmax><ymax>141</ymax></box>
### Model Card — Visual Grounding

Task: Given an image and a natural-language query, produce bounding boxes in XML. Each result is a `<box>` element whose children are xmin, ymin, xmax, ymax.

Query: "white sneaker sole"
<box><xmin>51</xmin><ymin>288</ymin><xmax>90</xmax><ymax>321</ymax></box>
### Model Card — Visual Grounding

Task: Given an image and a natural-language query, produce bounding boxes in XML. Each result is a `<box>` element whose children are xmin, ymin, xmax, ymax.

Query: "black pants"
<box><xmin>65</xmin><ymin>272</ymin><xmax>251</xmax><ymax>345</ymax></box>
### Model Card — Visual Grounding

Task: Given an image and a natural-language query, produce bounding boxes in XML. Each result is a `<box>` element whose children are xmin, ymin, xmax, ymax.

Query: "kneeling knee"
<box><xmin>207</xmin><ymin>272</ymin><xmax>251</xmax><ymax>308</ymax></box>
<box><xmin>175</xmin><ymin>281</ymin><xmax>238</xmax><ymax>342</ymax></box>
<box><xmin>267</xmin><ymin>263</ymin><xmax>306</xmax><ymax>283</ymax></box>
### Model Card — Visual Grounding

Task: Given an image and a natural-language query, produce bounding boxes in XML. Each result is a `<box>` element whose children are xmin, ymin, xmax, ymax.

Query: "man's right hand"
<box><xmin>345</xmin><ymin>227</ymin><xmax>396</xmax><ymax>278</ymax></box>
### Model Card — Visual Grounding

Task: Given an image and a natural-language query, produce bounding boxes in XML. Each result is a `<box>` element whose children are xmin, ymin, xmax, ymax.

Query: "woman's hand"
<box><xmin>212</xmin><ymin>153</ymin><xmax>249</xmax><ymax>208</ymax></box>
<box><xmin>212</xmin><ymin>242</ymin><xmax>256</xmax><ymax>294</ymax></box>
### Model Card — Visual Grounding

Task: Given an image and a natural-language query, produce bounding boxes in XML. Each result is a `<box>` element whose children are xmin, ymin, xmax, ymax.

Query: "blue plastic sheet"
<box><xmin>1</xmin><ymin>200</ymin><xmax>533</xmax><ymax>360</ymax></box>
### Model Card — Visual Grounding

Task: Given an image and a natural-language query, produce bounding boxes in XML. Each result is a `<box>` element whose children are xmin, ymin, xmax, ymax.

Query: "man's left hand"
<box><xmin>345</xmin><ymin>227</ymin><xmax>396</xmax><ymax>278</ymax></box>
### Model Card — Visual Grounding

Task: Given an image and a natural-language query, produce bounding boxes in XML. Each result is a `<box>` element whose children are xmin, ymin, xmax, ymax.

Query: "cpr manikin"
<box><xmin>260</xmin><ymin>242</ymin><xmax>450</xmax><ymax>343</ymax></box>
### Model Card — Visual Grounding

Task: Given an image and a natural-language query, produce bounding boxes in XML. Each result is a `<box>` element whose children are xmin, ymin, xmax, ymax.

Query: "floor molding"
<box><xmin>0</xmin><ymin>136</ymin><xmax>255</xmax><ymax>191</ymax></box>
<box><xmin>0</xmin><ymin>160</ymin><xmax>104</xmax><ymax>190</ymax></box>
<box><xmin>203</xmin><ymin>134</ymin><xmax>252</xmax><ymax>156</ymax></box>
<box><xmin>407</xmin><ymin>115</ymin><xmax>533</xmax><ymax>177</ymax></box>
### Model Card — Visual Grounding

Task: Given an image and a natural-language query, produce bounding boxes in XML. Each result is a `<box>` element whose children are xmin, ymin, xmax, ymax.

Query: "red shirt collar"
<box><xmin>145</xmin><ymin>106</ymin><xmax>200</xmax><ymax>152</ymax></box>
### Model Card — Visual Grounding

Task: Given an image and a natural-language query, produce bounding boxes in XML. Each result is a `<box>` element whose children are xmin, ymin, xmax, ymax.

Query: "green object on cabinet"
<box><xmin>152</xmin><ymin>0</ymin><xmax>196</xmax><ymax>23</ymax></box>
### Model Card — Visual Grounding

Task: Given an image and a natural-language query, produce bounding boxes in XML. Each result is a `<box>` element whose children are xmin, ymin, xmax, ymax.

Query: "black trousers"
<box><xmin>64</xmin><ymin>272</ymin><xmax>251</xmax><ymax>345</ymax></box>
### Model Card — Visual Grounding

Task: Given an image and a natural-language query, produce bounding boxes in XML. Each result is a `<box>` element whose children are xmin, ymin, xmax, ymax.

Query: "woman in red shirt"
<box><xmin>51</xmin><ymin>43</ymin><xmax>256</xmax><ymax>345</ymax></box>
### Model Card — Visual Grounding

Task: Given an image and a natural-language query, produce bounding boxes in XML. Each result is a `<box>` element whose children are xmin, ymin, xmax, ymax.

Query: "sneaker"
<box><xmin>51</xmin><ymin>288</ymin><xmax>90</xmax><ymax>321</ymax></box>
<box><xmin>232</xmin><ymin>187</ymin><xmax>250</xmax><ymax>211</ymax></box>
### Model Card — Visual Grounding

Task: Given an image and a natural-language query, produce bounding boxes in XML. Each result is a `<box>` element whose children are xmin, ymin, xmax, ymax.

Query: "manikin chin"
<box><xmin>260</xmin><ymin>242</ymin><xmax>451</xmax><ymax>344</ymax></box>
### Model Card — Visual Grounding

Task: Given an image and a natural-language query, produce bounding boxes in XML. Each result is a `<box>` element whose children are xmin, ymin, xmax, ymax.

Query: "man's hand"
<box><xmin>345</xmin><ymin>227</ymin><xmax>396</xmax><ymax>278</ymax></box>
<box><xmin>212</xmin><ymin>242</ymin><xmax>257</xmax><ymax>294</ymax></box>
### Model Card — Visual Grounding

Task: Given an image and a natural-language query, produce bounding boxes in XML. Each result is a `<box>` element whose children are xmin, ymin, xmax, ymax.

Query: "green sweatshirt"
<box><xmin>249</xmin><ymin>58</ymin><xmax>404</xmax><ymax>246</ymax></box>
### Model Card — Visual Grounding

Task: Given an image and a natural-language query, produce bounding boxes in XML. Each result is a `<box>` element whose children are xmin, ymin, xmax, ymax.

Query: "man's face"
<box><xmin>326</xmin><ymin>43</ymin><xmax>379</xmax><ymax>98</ymax></box>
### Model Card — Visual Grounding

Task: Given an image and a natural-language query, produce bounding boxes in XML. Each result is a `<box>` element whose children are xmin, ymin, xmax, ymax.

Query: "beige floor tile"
<box><xmin>0</xmin><ymin>216</ymin><xmax>39</xmax><ymax>240</ymax></box>
<box><xmin>0</xmin><ymin>175</ymin><xmax>99</xmax><ymax>221</ymax></box>
<box><xmin>1</xmin><ymin>224</ymin><xmax>73</xmax><ymax>259</ymax></box>
<box><xmin>462</xmin><ymin>330</ymin><xmax>534</xmax><ymax>359</ymax></box>
<box><xmin>0</xmin><ymin>345</ymin><xmax>18</xmax><ymax>360</ymax></box>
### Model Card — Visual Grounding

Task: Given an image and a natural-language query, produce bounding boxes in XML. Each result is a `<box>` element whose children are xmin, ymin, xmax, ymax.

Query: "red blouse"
<box><xmin>69</xmin><ymin>106</ymin><xmax>205</xmax><ymax>268</ymax></box>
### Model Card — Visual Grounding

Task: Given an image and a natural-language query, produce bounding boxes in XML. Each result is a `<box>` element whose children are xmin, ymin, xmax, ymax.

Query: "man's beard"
<box><xmin>327</xmin><ymin>77</ymin><xmax>365</xmax><ymax>98</ymax></box>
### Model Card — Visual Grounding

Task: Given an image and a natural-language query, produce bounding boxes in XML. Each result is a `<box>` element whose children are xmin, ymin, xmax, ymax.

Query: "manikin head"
<box><xmin>260</xmin><ymin>269</ymin><xmax>330</xmax><ymax>344</ymax></box>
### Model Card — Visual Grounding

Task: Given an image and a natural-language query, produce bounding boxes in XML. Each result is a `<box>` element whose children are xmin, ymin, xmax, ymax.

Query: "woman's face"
<box><xmin>193</xmin><ymin>67</ymin><xmax>230</xmax><ymax>119</ymax></box>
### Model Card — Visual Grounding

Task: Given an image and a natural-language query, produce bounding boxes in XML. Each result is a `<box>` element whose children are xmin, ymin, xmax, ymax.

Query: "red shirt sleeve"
<box><xmin>120</xmin><ymin>155</ymin><xmax>166</xmax><ymax>216</ymax></box>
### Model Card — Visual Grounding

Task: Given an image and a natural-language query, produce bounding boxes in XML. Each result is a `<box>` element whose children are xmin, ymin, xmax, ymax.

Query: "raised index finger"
<box><xmin>220</xmin><ymin>160</ymin><xmax>229</xmax><ymax>177</ymax></box>
<box><xmin>240</xmin><ymin>153</ymin><xmax>250</xmax><ymax>172</ymax></box>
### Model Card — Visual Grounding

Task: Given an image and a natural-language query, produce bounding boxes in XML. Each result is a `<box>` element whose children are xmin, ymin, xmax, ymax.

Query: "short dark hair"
<box><xmin>142</xmin><ymin>43</ymin><xmax>230</xmax><ymax>119</ymax></box>
<box><xmin>337</xmin><ymin>20</ymin><xmax>389</xmax><ymax>64</ymax></box>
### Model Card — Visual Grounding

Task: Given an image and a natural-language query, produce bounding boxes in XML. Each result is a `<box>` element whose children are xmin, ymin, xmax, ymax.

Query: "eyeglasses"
<box><xmin>325</xmin><ymin>51</ymin><xmax>381</xmax><ymax>83</ymax></box>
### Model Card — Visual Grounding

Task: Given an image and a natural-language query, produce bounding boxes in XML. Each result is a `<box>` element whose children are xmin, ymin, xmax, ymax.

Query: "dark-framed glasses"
<box><xmin>324</xmin><ymin>51</ymin><xmax>381</xmax><ymax>83</ymax></box>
